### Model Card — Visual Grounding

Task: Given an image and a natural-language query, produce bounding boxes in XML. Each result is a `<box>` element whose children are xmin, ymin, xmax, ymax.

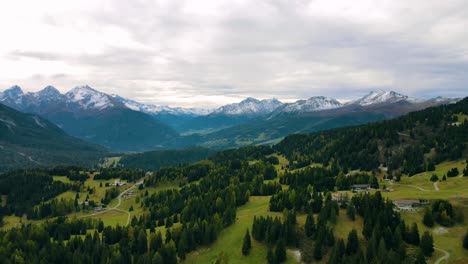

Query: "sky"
<box><xmin>0</xmin><ymin>0</ymin><xmax>467</xmax><ymax>108</ymax></box>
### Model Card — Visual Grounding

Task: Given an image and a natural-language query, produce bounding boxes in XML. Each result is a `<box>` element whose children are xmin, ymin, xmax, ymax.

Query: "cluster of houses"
<box><xmin>351</xmin><ymin>184</ymin><xmax>371</xmax><ymax>192</ymax></box>
<box><xmin>393</xmin><ymin>199</ymin><xmax>429</xmax><ymax>211</ymax></box>
<box><xmin>122</xmin><ymin>191</ymin><xmax>134</xmax><ymax>200</ymax></box>
<box><xmin>110</xmin><ymin>180</ymin><xmax>127</xmax><ymax>187</ymax></box>
<box><xmin>94</xmin><ymin>205</ymin><xmax>104</xmax><ymax>213</ymax></box>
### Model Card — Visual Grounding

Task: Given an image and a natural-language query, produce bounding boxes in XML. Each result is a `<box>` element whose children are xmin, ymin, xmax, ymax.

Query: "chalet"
<box><xmin>393</xmin><ymin>200</ymin><xmax>422</xmax><ymax>211</ymax></box>
<box><xmin>94</xmin><ymin>206</ymin><xmax>104</xmax><ymax>213</ymax></box>
<box><xmin>351</xmin><ymin>184</ymin><xmax>371</xmax><ymax>192</ymax></box>
<box><xmin>111</xmin><ymin>180</ymin><xmax>126</xmax><ymax>187</ymax></box>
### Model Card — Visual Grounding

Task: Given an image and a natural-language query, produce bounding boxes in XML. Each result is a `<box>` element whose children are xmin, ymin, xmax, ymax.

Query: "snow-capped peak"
<box><xmin>111</xmin><ymin>94</ymin><xmax>212</xmax><ymax>116</ymax></box>
<box><xmin>65</xmin><ymin>85</ymin><xmax>114</xmax><ymax>110</ymax></box>
<box><xmin>277</xmin><ymin>96</ymin><xmax>343</xmax><ymax>114</ymax></box>
<box><xmin>35</xmin><ymin>86</ymin><xmax>61</xmax><ymax>97</ymax></box>
<box><xmin>213</xmin><ymin>97</ymin><xmax>283</xmax><ymax>116</ymax></box>
<box><xmin>352</xmin><ymin>90</ymin><xmax>415</xmax><ymax>106</ymax></box>
<box><xmin>2</xmin><ymin>85</ymin><xmax>24</xmax><ymax>98</ymax></box>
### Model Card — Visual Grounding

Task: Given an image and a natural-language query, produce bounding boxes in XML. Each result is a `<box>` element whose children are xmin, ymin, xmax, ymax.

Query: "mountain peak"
<box><xmin>241</xmin><ymin>97</ymin><xmax>260</xmax><ymax>103</ymax></box>
<box><xmin>214</xmin><ymin>97</ymin><xmax>283</xmax><ymax>116</ymax></box>
<box><xmin>352</xmin><ymin>90</ymin><xmax>410</xmax><ymax>106</ymax></box>
<box><xmin>65</xmin><ymin>85</ymin><xmax>114</xmax><ymax>110</ymax></box>
<box><xmin>37</xmin><ymin>85</ymin><xmax>61</xmax><ymax>96</ymax></box>
<box><xmin>277</xmin><ymin>96</ymin><xmax>342</xmax><ymax>114</ymax></box>
<box><xmin>3</xmin><ymin>85</ymin><xmax>24</xmax><ymax>97</ymax></box>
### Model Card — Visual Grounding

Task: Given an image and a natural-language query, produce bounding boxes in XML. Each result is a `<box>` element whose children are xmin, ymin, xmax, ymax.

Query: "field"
<box><xmin>184</xmin><ymin>196</ymin><xmax>300</xmax><ymax>264</ymax></box>
<box><xmin>379</xmin><ymin>160</ymin><xmax>468</xmax><ymax>263</ymax></box>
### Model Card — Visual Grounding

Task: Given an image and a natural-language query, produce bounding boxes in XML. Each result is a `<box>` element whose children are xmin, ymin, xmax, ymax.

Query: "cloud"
<box><xmin>0</xmin><ymin>0</ymin><xmax>467</xmax><ymax>107</ymax></box>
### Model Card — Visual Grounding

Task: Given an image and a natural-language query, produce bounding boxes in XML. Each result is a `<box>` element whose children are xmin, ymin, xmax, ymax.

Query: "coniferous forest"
<box><xmin>0</xmin><ymin>98</ymin><xmax>466</xmax><ymax>263</ymax></box>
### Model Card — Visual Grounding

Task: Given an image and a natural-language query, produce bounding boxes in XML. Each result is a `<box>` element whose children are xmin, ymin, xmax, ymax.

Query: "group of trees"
<box><xmin>251</xmin><ymin>210</ymin><xmax>297</xmax><ymax>263</ymax></box>
<box><xmin>423</xmin><ymin>200</ymin><xmax>461</xmax><ymax>227</ymax></box>
<box><xmin>0</xmin><ymin>168</ymin><xmax>79</xmax><ymax>222</ymax></box>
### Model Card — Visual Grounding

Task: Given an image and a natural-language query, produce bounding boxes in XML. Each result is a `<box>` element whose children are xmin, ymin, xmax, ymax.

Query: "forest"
<box><xmin>0</xmin><ymin>98</ymin><xmax>466</xmax><ymax>263</ymax></box>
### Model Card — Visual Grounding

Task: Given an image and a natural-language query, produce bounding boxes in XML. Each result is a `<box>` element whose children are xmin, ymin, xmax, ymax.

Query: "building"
<box><xmin>351</xmin><ymin>184</ymin><xmax>371</xmax><ymax>192</ymax></box>
<box><xmin>393</xmin><ymin>200</ymin><xmax>422</xmax><ymax>211</ymax></box>
<box><xmin>111</xmin><ymin>180</ymin><xmax>126</xmax><ymax>187</ymax></box>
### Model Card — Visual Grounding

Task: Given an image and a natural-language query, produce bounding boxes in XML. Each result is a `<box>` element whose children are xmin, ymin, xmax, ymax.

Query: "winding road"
<box><xmin>434</xmin><ymin>247</ymin><xmax>449</xmax><ymax>264</ymax></box>
<box><xmin>78</xmin><ymin>180</ymin><xmax>143</xmax><ymax>226</ymax></box>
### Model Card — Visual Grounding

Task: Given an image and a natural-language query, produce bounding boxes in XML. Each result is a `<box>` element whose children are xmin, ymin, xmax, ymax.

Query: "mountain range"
<box><xmin>0</xmin><ymin>85</ymin><xmax>461</xmax><ymax>151</ymax></box>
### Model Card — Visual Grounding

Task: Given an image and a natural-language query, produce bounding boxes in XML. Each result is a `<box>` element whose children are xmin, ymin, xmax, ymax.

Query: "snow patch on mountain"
<box><xmin>276</xmin><ymin>96</ymin><xmax>342</xmax><ymax>114</ymax></box>
<box><xmin>66</xmin><ymin>86</ymin><xmax>114</xmax><ymax>110</ymax></box>
<box><xmin>111</xmin><ymin>95</ymin><xmax>212</xmax><ymax>116</ymax></box>
<box><xmin>213</xmin><ymin>97</ymin><xmax>283</xmax><ymax>116</ymax></box>
<box><xmin>351</xmin><ymin>90</ymin><xmax>420</xmax><ymax>106</ymax></box>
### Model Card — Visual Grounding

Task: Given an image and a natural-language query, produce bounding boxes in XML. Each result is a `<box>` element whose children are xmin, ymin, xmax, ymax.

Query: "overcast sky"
<box><xmin>0</xmin><ymin>0</ymin><xmax>467</xmax><ymax>107</ymax></box>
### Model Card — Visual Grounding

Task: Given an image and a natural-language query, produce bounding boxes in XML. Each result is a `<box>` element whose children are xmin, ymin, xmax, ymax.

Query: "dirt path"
<box><xmin>78</xmin><ymin>180</ymin><xmax>143</xmax><ymax>224</ymax></box>
<box><xmin>434</xmin><ymin>247</ymin><xmax>449</xmax><ymax>264</ymax></box>
<box><xmin>391</xmin><ymin>182</ymin><xmax>430</xmax><ymax>192</ymax></box>
<box><xmin>433</xmin><ymin>181</ymin><xmax>440</xmax><ymax>191</ymax></box>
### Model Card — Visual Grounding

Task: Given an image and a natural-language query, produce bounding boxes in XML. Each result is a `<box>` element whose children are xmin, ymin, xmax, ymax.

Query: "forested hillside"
<box><xmin>276</xmin><ymin>97</ymin><xmax>468</xmax><ymax>174</ymax></box>
<box><xmin>0</xmin><ymin>104</ymin><xmax>109</xmax><ymax>172</ymax></box>
<box><xmin>0</xmin><ymin>98</ymin><xmax>466</xmax><ymax>263</ymax></box>
<box><xmin>119</xmin><ymin>147</ymin><xmax>215</xmax><ymax>171</ymax></box>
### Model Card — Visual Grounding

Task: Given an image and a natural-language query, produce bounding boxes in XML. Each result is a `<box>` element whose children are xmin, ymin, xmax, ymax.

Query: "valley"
<box><xmin>0</xmin><ymin>92</ymin><xmax>466</xmax><ymax>264</ymax></box>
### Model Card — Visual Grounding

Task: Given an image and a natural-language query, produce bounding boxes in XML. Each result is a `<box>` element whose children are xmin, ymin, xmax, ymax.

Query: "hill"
<box><xmin>119</xmin><ymin>147</ymin><xmax>215</xmax><ymax>171</ymax></box>
<box><xmin>0</xmin><ymin>103</ymin><xmax>109</xmax><ymax>172</ymax></box>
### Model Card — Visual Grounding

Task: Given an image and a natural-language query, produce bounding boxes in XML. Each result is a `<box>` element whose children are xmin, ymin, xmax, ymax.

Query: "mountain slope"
<box><xmin>275</xmin><ymin>96</ymin><xmax>468</xmax><ymax>172</ymax></box>
<box><xmin>1</xmin><ymin>85</ymin><xmax>180</xmax><ymax>151</ymax></box>
<box><xmin>173</xmin><ymin>97</ymin><xmax>284</xmax><ymax>133</ymax></box>
<box><xmin>0</xmin><ymin>103</ymin><xmax>109</xmax><ymax>172</ymax></box>
<box><xmin>43</xmin><ymin>107</ymin><xmax>180</xmax><ymax>151</ymax></box>
<box><xmin>198</xmin><ymin>92</ymin><xmax>461</xmax><ymax>149</ymax></box>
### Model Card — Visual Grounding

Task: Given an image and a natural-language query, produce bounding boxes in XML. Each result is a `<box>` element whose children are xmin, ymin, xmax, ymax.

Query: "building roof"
<box><xmin>352</xmin><ymin>184</ymin><xmax>370</xmax><ymax>188</ymax></box>
<box><xmin>394</xmin><ymin>200</ymin><xmax>420</xmax><ymax>206</ymax></box>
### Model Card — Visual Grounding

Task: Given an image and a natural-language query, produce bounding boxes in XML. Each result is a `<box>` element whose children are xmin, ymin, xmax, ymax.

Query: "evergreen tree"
<box><xmin>347</xmin><ymin>204</ymin><xmax>356</xmax><ymax>221</ymax></box>
<box><xmin>305</xmin><ymin>213</ymin><xmax>315</xmax><ymax>237</ymax></box>
<box><xmin>275</xmin><ymin>239</ymin><xmax>287</xmax><ymax>263</ymax></box>
<box><xmin>267</xmin><ymin>247</ymin><xmax>276</xmax><ymax>264</ymax></box>
<box><xmin>463</xmin><ymin>231</ymin><xmax>468</xmax><ymax>250</ymax></box>
<box><xmin>346</xmin><ymin>229</ymin><xmax>359</xmax><ymax>255</ymax></box>
<box><xmin>242</xmin><ymin>229</ymin><xmax>252</xmax><ymax>256</ymax></box>
<box><xmin>313</xmin><ymin>241</ymin><xmax>322</xmax><ymax>260</ymax></box>
<box><xmin>408</xmin><ymin>223</ymin><xmax>420</xmax><ymax>245</ymax></box>
<box><xmin>423</xmin><ymin>210</ymin><xmax>434</xmax><ymax>227</ymax></box>
<box><xmin>420</xmin><ymin>231</ymin><xmax>434</xmax><ymax>256</ymax></box>
<box><xmin>414</xmin><ymin>249</ymin><xmax>427</xmax><ymax>264</ymax></box>
<box><xmin>152</xmin><ymin>252</ymin><xmax>163</xmax><ymax>264</ymax></box>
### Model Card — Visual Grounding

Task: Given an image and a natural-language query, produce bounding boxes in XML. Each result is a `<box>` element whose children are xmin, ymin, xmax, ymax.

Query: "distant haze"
<box><xmin>0</xmin><ymin>0</ymin><xmax>467</xmax><ymax>107</ymax></box>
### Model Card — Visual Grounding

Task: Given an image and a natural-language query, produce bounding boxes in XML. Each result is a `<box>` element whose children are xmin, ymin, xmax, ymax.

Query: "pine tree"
<box><xmin>420</xmin><ymin>231</ymin><xmax>434</xmax><ymax>256</ymax></box>
<box><xmin>313</xmin><ymin>240</ymin><xmax>322</xmax><ymax>260</ymax></box>
<box><xmin>463</xmin><ymin>231</ymin><xmax>468</xmax><ymax>250</ymax></box>
<box><xmin>305</xmin><ymin>213</ymin><xmax>315</xmax><ymax>237</ymax></box>
<box><xmin>409</xmin><ymin>223</ymin><xmax>420</xmax><ymax>245</ymax></box>
<box><xmin>242</xmin><ymin>229</ymin><xmax>252</xmax><ymax>256</ymax></box>
<box><xmin>275</xmin><ymin>239</ymin><xmax>287</xmax><ymax>263</ymax></box>
<box><xmin>347</xmin><ymin>204</ymin><xmax>356</xmax><ymax>221</ymax></box>
<box><xmin>415</xmin><ymin>249</ymin><xmax>427</xmax><ymax>264</ymax></box>
<box><xmin>423</xmin><ymin>210</ymin><xmax>434</xmax><ymax>227</ymax></box>
<box><xmin>346</xmin><ymin>229</ymin><xmax>359</xmax><ymax>255</ymax></box>
<box><xmin>267</xmin><ymin>247</ymin><xmax>276</xmax><ymax>264</ymax></box>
